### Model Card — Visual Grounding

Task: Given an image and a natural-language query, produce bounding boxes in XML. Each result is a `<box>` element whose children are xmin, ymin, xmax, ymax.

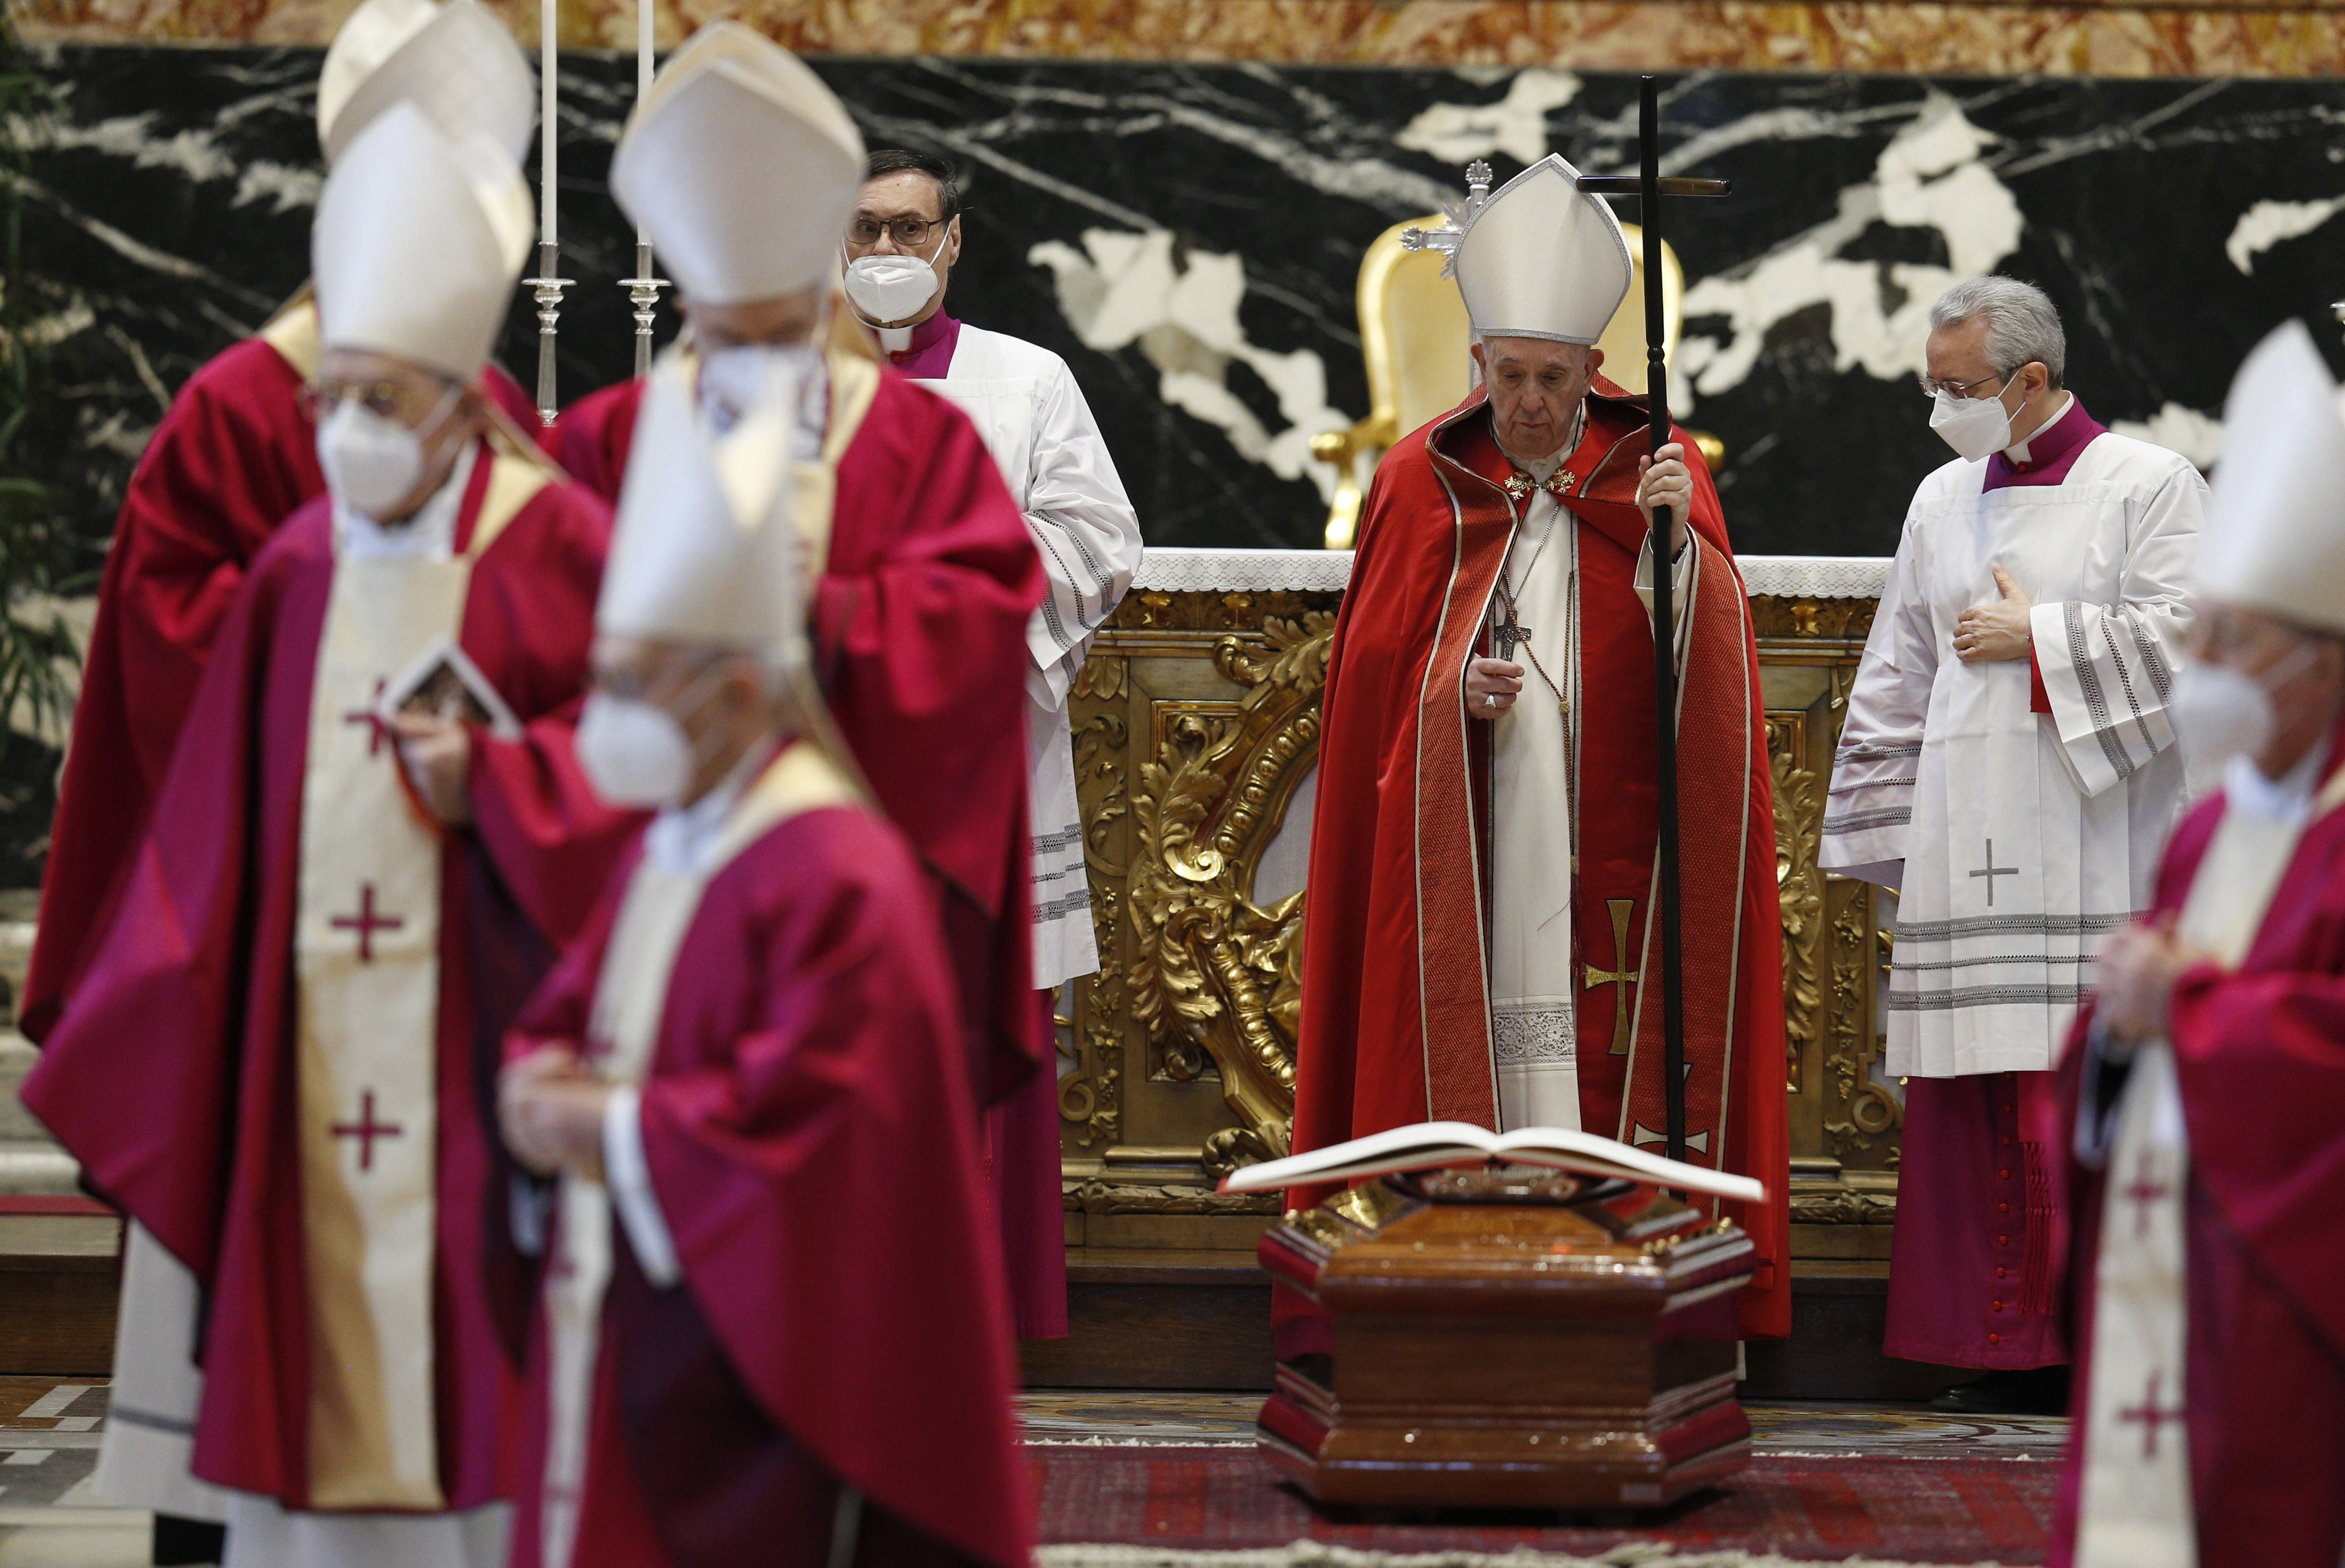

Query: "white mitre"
<box><xmin>2199</xmin><ymin>319</ymin><xmax>2345</xmax><ymax>634</ymax></box>
<box><xmin>312</xmin><ymin>103</ymin><xmax>535</xmax><ymax>383</ymax></box>
<box><xmin>1452</xmin><ymin>154</ymin><xmax>1633</xmax><ymax>346</ymax></box>
<box><xmin>599</xmin><ymin>366</ymin><xmax>806</xmax><ymax>661</ymax></box>
<box><xmin>316</xmin><ymin>0</ymin><xmax>535</xmax><ymax>168</ymax></box>
<box><xmin>610</xmin><ymin>22</ymin><xmax>866</xmax><ymax>306</ymax></box>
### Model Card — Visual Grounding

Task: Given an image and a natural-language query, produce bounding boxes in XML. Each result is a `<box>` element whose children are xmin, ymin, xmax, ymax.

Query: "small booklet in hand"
<box><xmin>1218</xmin><ymin>1120</ymin><xmax>1765</xmax><ymax>1205</ymax></box>
<box><xmin>375</xmin><ymin>636</ymin><xmax>522</xmax><ymax>742</ymax></box>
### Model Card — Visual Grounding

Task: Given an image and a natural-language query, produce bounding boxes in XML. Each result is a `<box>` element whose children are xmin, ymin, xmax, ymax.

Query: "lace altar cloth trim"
<box><xmin>1129</xmin><ymin>548</ymin><xmax>1889</xmax><ymax>600</ymax></box>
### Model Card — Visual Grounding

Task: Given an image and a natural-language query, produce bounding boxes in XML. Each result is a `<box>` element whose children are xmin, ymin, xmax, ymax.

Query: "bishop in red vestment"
<box><xmin>1287</xmin><ymin>158</ymin><xmax>1789</xmax><ymax>1356</ymax></box>
<box><xmin>2049</xmin><ymin>322</ymin><xmax>2345</xmax><ymax>1568</ymax></box>
<box><xmin>566</xmin><ymin>28</ymin><xmax>1040</xmax><ymax>1104</ymax></box>
<box><xmin>573</xmin><ymin>24</ymin><xmax>1060</xmax><ymax>1333</ymax></box>
<box><xmin>23</xmin><ymin>0</ymin><xmax>543</xmax><ymax>1043</ymax></box>
<box><xmin>23</xmin><ymin>106</ymin><xmax>629</xmax><ymax>1565</ymax></box>
<box><xmin>499</xmin><ymin>363</ymin><xmax>1028</xmax><ymax>1568</ymax></box>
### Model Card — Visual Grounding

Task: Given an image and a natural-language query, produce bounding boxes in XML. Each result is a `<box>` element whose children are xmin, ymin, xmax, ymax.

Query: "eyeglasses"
<box><xmin>300</xmin><ymin>377</ymin><xmax>458</xmax><ymax>425</ymax></box>
<box><xmin>846</xmin><ymin>216</ymin><xmax>943</xmax><ymax>250</ymax></box>
<box><xmin>1915</xmin><ymin>369</ymin><xmax>2013</xmax><ymax>400</ymax></box>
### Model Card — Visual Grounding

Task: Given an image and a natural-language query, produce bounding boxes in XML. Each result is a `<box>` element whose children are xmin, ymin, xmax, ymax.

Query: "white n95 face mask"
<box><xmin>2169</xmin><ymin>639</ymin><xmax>2321</xmax><ymax>769</ymax></box>
<box><xmin>575</xmin><ymin>693</ymin><xmax>694</xmax><ymax>809</ymax></box>
<box><xmin>316</xmin><ymin>386</ymin><xmax>460</xmax><ymax>520</ymax></box>
<box><xmin>1928</xmin><ymin>385</ymin><xmax>2015</xmax><ymax>463</ymax></box>
<box><xmin>2169</xmin><ymin>661</ymin><xmax>2273</xmax><ymax>770</ymax></box>
<box><xmin>842</xmin><ymin>254</ymin><xmax>939</xmax><ymax>326</ymax></box>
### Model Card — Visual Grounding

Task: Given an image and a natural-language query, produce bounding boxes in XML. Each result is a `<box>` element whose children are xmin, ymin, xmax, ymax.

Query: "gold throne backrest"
<box><xmin>1319</xmin><ymin>216</ymin><xmax>1687</xmax><ymax>548</ymax></box>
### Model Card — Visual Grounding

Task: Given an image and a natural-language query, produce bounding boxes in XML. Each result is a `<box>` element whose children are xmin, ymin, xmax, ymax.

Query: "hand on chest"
<box><xmin>1923</xmin><ymin>483</ymin><xmax>2125</xmax><ymax>631</ymax></box>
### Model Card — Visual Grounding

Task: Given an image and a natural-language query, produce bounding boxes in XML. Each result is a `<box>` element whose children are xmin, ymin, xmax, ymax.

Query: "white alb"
<box><xmin>913</xmin><ymin>323</ymin><xmax>1144</xmax><ymax>989</ymax></box>
<box><xmin>1823</xmin><ymin>406</ymin><xmax>2207</xmax><ymax>1078</ymax></box>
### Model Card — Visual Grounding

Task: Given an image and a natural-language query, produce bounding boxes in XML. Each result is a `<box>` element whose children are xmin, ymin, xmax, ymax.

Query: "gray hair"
<box><xmin>1929</xmin><ymin>276</ymin><xmax>2066</xmax><ymax>389</ymax></box>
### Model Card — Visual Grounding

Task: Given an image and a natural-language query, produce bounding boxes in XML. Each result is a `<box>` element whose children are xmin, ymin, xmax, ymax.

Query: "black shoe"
<box><xmin>1930</xmin><ymin>1365</ymin><xmax>2072</xmax><ymax>1416</ymax></box>
<box><xmin>153</xmin><ymin>1514</ymin><xmax>225</xmax><ymax>1567</ymax></box>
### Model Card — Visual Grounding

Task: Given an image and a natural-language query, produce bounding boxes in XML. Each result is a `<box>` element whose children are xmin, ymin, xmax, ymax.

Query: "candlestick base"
<box><xmin>524</xmin><ymin>243</ymin><xmax>574</xmax><ymax>426</ymax></box>
<box><xmin>619</xmin><ymin>251</ymin><xmax>670</xmax><ymax>380</ymax></box>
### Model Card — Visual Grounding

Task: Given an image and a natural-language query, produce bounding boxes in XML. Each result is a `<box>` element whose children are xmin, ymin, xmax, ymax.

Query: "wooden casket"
<box><xmin>1257</xmin><ymin>1168</ymin><xmax>1754</xmax><ymax>1510</ymax></box>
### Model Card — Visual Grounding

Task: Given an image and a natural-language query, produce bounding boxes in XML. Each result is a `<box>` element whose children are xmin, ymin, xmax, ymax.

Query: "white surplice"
<box><xmin>910</xmin><ymin>322</ymin><xmax>1142</xmax><ymax>988</ymax></box>
<box><xmin>1822</xmin><ymin>408</ymin><xmax>2205</xmax><ymax>1077</ymax></box>
<box><xmin>1486</xmin><ymin>434</ymin><xmax>1691</xmax><ymax>1132</ymax></box>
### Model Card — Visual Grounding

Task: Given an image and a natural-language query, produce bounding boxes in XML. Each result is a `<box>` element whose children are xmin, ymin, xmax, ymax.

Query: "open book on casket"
<box><xmin>1216</xmin><ymin>1120</ymin><xmax>1765</xmax><ymax>1205</ymax></box>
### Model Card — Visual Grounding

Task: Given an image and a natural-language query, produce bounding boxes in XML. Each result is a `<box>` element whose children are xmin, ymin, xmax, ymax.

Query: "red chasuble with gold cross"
<box><xmin>23</xmin><ymin>442</ymin><xmax>633</xmax><ymax>1511</ymax></box>
<box><xmin>503</xmin><ymin>749</ymin><xmax>1030</xmax><ymax>1568</ymax></box>
<box><xmin>23</xmin><ymin>300</ymin><xmax>538</xmax><ymax>1045</ymax></box>
<box><xmin>1288</xmin><ymin>379</ymin><xmax>1791</xmax><ymax>1348</ymax></box>
<box><xmin>550</xmin><ymin>363</ymin><xmax>1043</xmax><ymax>1107</ymax></box>
<box><xmin>2050</xmin><ymin>734</ymin><xmax>2345</xmax><ymax>1568</ymax></box>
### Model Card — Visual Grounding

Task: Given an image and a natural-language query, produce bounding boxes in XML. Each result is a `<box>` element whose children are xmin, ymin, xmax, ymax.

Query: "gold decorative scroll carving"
<box><xmin>1127</xmin><ymin>614</ymin><xmax>1331</xmax><ymax>1179</ymax></box>
<box><xmin>1059</xmin><ymin>656</ymin><xmax>1131</xmax><ymax>1152</ymax></box>
<box><xmin>1769</xmin><ymin>713</ymin><xmax>1822</xmax><ymax>1095</ymax></box>
<box><xmin>1063</xmin><ymin>583</ymin><xmax>1896</xmax><ymax>1256</ymax></box>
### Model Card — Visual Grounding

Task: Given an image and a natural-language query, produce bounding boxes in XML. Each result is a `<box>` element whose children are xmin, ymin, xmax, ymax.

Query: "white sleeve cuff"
<box><xmin>601</xmin><ymin>1085</ymin><xmax>683</xmax><ymax>1288</ymax></box>
<box><xmin>1633</xmin><ymin>530</ymin><xmax>1698</xmax><ymax>662</ymax></box>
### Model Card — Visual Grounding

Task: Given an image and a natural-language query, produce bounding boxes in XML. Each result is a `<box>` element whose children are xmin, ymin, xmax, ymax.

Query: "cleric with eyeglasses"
<box><xmin>1821</xmin><ymin>275</ymin><xmax>2207</xmax><ymax>1417</ymax></box>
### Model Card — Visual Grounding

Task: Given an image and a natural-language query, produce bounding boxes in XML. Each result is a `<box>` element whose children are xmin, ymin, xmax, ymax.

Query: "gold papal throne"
<box><xmin>1313</xmin><ymin>215</ymin><xmax>1716</xmax><ymax>550</ymax></box>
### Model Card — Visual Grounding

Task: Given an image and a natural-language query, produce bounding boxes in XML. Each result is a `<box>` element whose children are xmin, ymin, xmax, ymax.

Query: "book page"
<box><xmin>376</xmin><ymin>636</ymin><xmax>522</xmax><ymax>741</ymax></box>
<box><xmin>1221</xmin><ymin>1120</ymin><xmax>1763</xmax><ymax>1205</ymax></box>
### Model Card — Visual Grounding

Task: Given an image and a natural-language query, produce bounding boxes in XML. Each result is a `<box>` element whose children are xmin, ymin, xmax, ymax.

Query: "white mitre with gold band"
<box><xmin>2198</xmin><ymin>318</ymin><xmax>2345</xmax><ymax>634</ymax></box>
<box><xmin>316</xmin><ymin>0</ymin><xmax>535</xmax><ymax>168</ymax></box>
<box><xmin>1451</xmin><ymin>154</ymin><xmax>1633</xmax><ymax>346</ymax></box>
<box><xmin>600</xmin><ymin>359</ymin><xmax>807</xmax><ymax>662</ymax></box>
<box><xmin>312</xmin><ymin>102</ymin><xmax>535</xmax><ymax>383</ymax></box>
<box><xmin>610</xmin><ymin>22</ymin><xmax>866</xmax><ymax>306</ymax></box>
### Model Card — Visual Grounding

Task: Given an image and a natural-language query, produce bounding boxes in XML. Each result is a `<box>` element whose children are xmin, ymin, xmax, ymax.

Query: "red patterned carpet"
<box><xmin>1031</xmin><ymin>1449</ymin><xmax>2056</xmax><ymax>1564</ymax></box>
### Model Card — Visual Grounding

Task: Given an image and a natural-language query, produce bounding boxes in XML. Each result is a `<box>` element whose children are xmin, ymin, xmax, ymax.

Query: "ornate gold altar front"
<box><xmin>1057</xmin><ymin>580</ymin><xmax>1900</xmax><ymax>1262</ymax></box>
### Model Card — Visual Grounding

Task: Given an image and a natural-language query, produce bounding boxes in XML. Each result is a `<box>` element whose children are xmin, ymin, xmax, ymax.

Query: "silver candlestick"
<box><xmin>618</xmin><ymin>242</ymin><xmax>670</xmax><ymax>379</ymax></box>
<box><xmin>522</xmin><ymin>239</ymin><xmax>574</xmax><ymax>426</ymax></box>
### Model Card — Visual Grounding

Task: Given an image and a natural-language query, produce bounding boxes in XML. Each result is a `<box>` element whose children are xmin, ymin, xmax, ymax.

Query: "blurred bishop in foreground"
<box><xmin>2053</xmin><ymin>320</ymin><xmax>2345</xmax><ymax>1568</ymax></box>
<box><xmin>498</xmin><ymin>337</ymin><xmax>1029</xmax><ymax>1568</ymax></box>
<box><xmin>23</xmin><ymin>103</ymin><xmax>628</xmax><ymax>1566</ymax></box>
<box><xmin>23</xmin><ymin>0</ymin><xmax>542</xmax><ymax>1050</ymax></box>
<box><xmin>1288</xmin><ymin>156</ymin><xmax>1790</xmax><ymax>1356</ymax></box>
<box><xmin>553</xmin><ymin>25</ymin><xmax>1048</xmax><ymax>1133</ymax></box>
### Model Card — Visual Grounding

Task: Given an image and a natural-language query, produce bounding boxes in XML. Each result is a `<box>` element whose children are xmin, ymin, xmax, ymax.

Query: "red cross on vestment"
<box><xmin>330</xmin><ymin>883</ymin><xmax>405</xmax><ymax>963</ymax></box>
<box><xmin>342</xmin><ymin>679</ymin><xmax>392</xmax><ymax>757</ymax></box>
<box><xmin>2123</xmin><ymin>1148</ymin><xmax>2171</xmax><ymax>1240</ymax></box>
<box><xmin>330</xmin><ymin>1090</ymin><xmax>404</xmax><ymax>1172</ymax></box>
<box><xmin>2119</xmin><ymin>1368</ymin><xmax>2187</xmax><ymax>1460</ymax></box>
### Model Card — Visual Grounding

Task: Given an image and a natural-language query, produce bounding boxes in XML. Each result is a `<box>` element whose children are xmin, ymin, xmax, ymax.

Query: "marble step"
<box><xmin>0</xmin><ymin>1032</ymin><xmax>44</xmax><ymax>1144</ymax></box>
<box><xmin>0</xmin><ymin>1027</ymin><xmax>80</xmax><ymax>1198</ymax></box>
<box><xmin>0</xmin><ymin>1143</ymin><xmax>79</xmax><ymax>1197</ymax></box>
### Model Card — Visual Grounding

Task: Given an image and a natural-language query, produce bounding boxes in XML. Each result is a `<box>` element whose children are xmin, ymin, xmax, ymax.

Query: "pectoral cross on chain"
<box><xmin>1494</xmin><ymin>603</ymin><xmax>1530</xmax><ymax>663</ymax></box>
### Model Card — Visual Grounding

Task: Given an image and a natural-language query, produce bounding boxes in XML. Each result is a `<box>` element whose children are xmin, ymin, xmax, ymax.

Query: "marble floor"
<box><xmin>0</xmin><ymin>1377</ymin><xmax>2067</xmax><ymax>1566</ymax></box>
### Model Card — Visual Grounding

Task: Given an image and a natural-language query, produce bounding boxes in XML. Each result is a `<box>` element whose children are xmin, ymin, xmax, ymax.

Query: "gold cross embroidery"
<box><xmin>1584</xmin><ymin>897</ymin><xmax>1641</xmax><ymax>1056</ymax></box>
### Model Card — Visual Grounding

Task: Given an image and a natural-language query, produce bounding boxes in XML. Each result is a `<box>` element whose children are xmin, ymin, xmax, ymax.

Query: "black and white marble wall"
<box><xmin>18</xmin><ymin>45</ymin><xmax>2345</xmax><ymax>563</ymax></box>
